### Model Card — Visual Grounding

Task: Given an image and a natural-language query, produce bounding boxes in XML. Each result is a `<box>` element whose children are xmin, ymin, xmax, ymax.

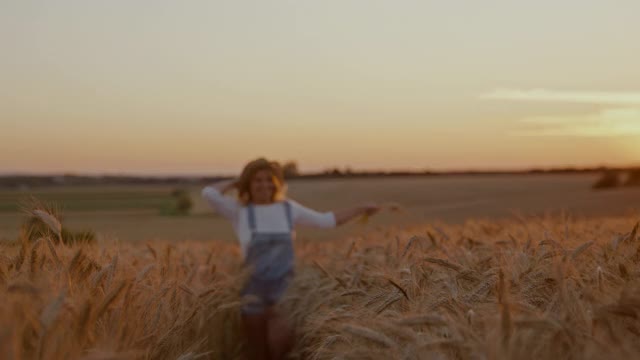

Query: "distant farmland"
<box><xmin>0</xmin><ymin>174</ymin><xmax>639</xmax><ymax>243</ymax></box>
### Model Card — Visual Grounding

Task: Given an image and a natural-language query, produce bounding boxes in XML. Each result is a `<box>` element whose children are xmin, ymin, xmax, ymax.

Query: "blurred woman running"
<box><xmin>202</xmin><ymin>158</ymin><xmax>380</xmax><ymax>360</ymax></box>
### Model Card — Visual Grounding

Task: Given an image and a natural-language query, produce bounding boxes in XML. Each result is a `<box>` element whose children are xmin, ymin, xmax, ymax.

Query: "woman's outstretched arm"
<box><xmin>333</xmin><ymin>202</ymin><xmax>380</xmax><ymax>226</ymax></box>
<box><xmin>289</xmin><ymin>200</ymin><xmax>380</xmax><ymax>228</ymax></box>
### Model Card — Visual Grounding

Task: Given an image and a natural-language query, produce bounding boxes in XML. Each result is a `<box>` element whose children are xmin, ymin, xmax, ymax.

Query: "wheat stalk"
<box><xmin>95</xmin><ymin>280</ymin><xmax>127</xmax><ymax>320</ymax></box>
<box><xmin>342</xmin><ymin>324</ymin><xmax>395</xmax><ymax>348</ymax></box>
<box><xmin>32</xmin><ymin>209</ymin><xmax>62</xmax><ymax>243</ymax></box>
<box><xmin>394</xmin><ymin>315</ymin><xmax>447</xmax><ymax>327</ymax></box>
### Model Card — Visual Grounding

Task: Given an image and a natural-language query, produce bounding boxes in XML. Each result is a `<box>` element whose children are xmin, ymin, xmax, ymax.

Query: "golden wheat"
<box><xmin>1</xmin><ymin>207</ymin><xmax>640</xmax><ymax>359</ymax></box>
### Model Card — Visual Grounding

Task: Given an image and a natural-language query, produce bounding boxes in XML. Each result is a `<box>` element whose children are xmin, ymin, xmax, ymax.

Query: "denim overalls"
<box><xmin>241</xmin><ymin>201</ymin><xmax>295</xmax><ymax>314</ymax></box>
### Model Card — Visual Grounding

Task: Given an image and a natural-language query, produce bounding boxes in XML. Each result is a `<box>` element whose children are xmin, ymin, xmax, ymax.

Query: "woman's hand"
<box><xmin>333</xmin><ymin>202</ymin><xmax>381</xmax><ymax>226</ymax></box>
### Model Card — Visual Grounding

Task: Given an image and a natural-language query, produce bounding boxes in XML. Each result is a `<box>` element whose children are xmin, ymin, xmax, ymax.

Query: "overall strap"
<box><xmin>247</xmin><ymin>204</ymin><xmax>257</xmax><ymax>231</ymax></box>
<box><xmin>283</xmin><ymin>201</ymin><xmax>293</xmax><ymax>231</ymax></box>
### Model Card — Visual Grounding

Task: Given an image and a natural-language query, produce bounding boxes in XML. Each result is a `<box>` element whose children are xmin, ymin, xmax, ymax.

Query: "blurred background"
<box><xmin>1</xmin><ymin>1</ymin><xmax>639</xmax><ymax>243</ymax></box>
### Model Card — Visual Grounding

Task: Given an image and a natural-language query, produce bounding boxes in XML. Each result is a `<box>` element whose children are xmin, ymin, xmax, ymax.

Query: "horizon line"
<box><xmin>1</xmin><ymin>163</ymin><xmax>638</xmax><ymax>179</ymax></box>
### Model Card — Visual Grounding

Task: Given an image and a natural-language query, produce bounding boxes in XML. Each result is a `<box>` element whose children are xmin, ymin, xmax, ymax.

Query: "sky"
<box><xmin>1</xmin><ymin>1</ymin><xmax>639</xmax><ymax>175</ymax></box>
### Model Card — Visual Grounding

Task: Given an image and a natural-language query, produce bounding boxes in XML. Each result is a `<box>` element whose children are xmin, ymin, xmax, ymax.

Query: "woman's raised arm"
<box><xmin>201</xmin><ymin>178</ymin><xmax>240</xmax><ymax>220</ymax></box>
<box><xmin>206</xmin><ymin>178</ymin><xmax>238</xmax><ymax>194</ymax></box>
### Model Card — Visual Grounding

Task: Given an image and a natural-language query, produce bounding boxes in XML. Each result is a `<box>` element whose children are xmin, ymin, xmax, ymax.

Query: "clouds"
<box><xmin>481</xmin><ymin>88</ymin><xmax>640</xmax><ymax>136</ymax></box>
<box><xmin>481</xmin><ymin>89</ymin><xmax>640</xmax><ymax>106</ymax></box>
<box><xmin>514</xmin><ymin>108</ymin><xmax>640</xmax><ymax>136</ymax></box>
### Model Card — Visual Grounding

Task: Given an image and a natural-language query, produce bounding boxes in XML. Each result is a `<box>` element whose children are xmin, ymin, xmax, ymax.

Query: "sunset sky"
<box><xmin>1</xmin><ymin>1</ymin><xmax>639</xmax><ymax>175</ymax></box>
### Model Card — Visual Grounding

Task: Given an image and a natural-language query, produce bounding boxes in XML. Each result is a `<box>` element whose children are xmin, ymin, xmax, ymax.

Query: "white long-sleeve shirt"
<box><xmin>201</xmin><ymin>186</ymin><xmax>336</xmax><ymax>256</ymax></box>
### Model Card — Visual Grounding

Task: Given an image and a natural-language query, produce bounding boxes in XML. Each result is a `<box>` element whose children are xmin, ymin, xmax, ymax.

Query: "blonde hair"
<box><xmin>236</xmin><ymin>158</ymin><xmax>286</xmax><ymax>205</ymax></box>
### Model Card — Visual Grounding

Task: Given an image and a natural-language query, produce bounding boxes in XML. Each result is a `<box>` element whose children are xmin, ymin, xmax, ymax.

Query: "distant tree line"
<box><xmin>593</xmin><ymin>168</ymin><xmax>640</xmax><ymax>190</ymax></box>
<box><xmin>2</xmin><ymin>165</ymin><xmax>639</xmax><ymax>189</ymax></box>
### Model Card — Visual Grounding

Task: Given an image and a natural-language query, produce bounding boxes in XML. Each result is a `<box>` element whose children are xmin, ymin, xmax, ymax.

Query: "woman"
<box><xmin>202</xmin><ymin>158</ymin><xmax>380</xmax><ymax>360</ymax></box>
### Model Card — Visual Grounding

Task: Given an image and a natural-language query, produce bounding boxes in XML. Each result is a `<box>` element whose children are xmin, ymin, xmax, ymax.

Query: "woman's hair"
<box><xmin>235</xmin><ymin>158</ymin><xmax>287</xmax><ymax>204</ymax></box>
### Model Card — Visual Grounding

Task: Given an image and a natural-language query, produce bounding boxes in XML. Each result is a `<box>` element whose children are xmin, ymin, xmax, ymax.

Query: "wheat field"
<box><xmin>1</xmin><ymin>204</ymin><xmax>640</xmax><ymax>360</ymax></box>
